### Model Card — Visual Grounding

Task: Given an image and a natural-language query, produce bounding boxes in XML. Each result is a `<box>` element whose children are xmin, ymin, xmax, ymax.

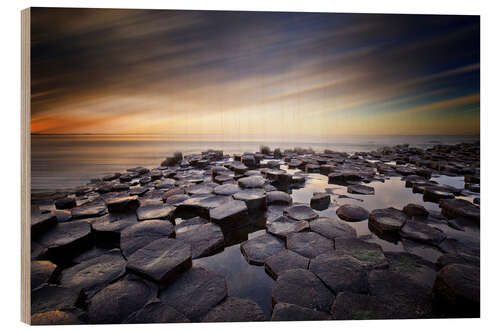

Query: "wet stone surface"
<box><xmin>336</xmin><ymin>204</ymin><xmax>369</xmax><ymax>222</ymax></box>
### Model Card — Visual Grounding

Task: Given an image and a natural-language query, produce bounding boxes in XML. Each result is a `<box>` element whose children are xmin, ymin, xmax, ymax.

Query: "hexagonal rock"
<box><xmin>436</xmin><ymin>253</ymin><xmax>480</xmax><ymax>270</ymax></box>
<box><xmin>230</xmin><ymin>189</ymin><xmax>265</xmax><ymax>212</ymax></box>
<box><xmin>126</xmin><ymin>238</ymin><xmax>192</xmax><ymax>283</ymax></box>
<box><xmin>423</xmin><ymin>187</ymin><xmax>455</xmax><ymax>203</ymax></box>
<box><xmin>31</xmin><ymin>309</ymin><xmax>83</xmax><ymax>325</ymax></box>
<box><xmin>92</xmin><ymin>214</ymin><xmax>139</xmax><ymax>245</ymax></box>
<box><xmin>309</xmin><ymin>217</ymin><xmax>356</xmax><ymax>240</ymax></box>
<box><xmin>155</xmin><ymin>179</ymin><xmax>176</xmax><ymax>190</ymax></box>
<box><xmin>310</xmin><ymin>193</ymin><xmax>330</xmax><ymax>210</ymax></box>
<box><xmin>265</xmin><ymin>249</ymin><xmax>310</xmax><ymax>279</ymax></box>
<box><xmin>334</xmin><ymin>238</ymin><xmax>388</xmax><ymax>269</ymax></box>
<box><xmin>202</xmin><ymin>297</ymin><xmax>265</xmax><ymax>322</ymax></box>
<box><xmin>159</xmin><ymin>267</ymin><xmax>228</xmax><ymax>321</ymax></box>
<box><xmin>120</xmin><ymin>219</ymin><xmax>175</xmax><ymax>258</ymax></box>
<box><xmin>400</xmin><ymin>219</ymin><xmax>446</xmax><ymax>246</ymax></box>
<box><xmin>126</xmin><ymin>301</ymin><xmax>190</xmax><ymax>323</ymax></box>
<box><xmin>104</xmin><ymin>195</ymin><xmax>139</xmax><ymax>213</ymax></box>
<box><xmin>309</xmin><ymin>252</ymin><xmax>369</xmax><ymax>294</ymax></box>
<box><xmin>271</xmin><ymin>303</ymin><xmax>330</xmax><ymax>321</ymax></box>
<box><xmin>286</xmin><ymin>232</ymin><xmax>333</xmax><ymax>259</ymax></box>
<box><xmin>88</xmin><ymin>276</ymin><xmax>157</xmax><ymax>324</ymax></box>
<box><xmin>440</xmin><ymin>199</ymin><xmax>480</xmax><ymax>223</ymax></box>
<box><xmin>55</xmin><ymin>197</ymin><xmax>76</xmax><ymax>210</ymax></box>
<box><xmin>336</xmin><ymin>205</ymin><xmax>369</xmax><ymax>222</ymax></box>
<box><xmin>187</xmin><ymin>184</ymin><xmax>214</xmax><ymax>196</ymax></box>
<box><xmin>164</xmin><ymin>194</ymin><xmax>189</xmax><ymax>205</ymax></box>
<box><xmin>136</xmin><ymin>203</ymin><xmax>175</xmax><ymax>221</ymax></box>
<box><xmin>433</xmin><ymin>264</ymin><xmax>479</xmax><ymax>317</ymax></box>
<box><xmin>31</xmin><ymin>285</ymin><xmax>79</xmax><ymax>315</ymax></box>
<box><xmin>129</xmin><ymin>186</ymin><xmax>149</xmax><ymax>196</ymax></box>
<box><xmin>176</xmin><ymin>222</ymin><xmax>224</xmax><ymax>259</ymax></box>
<box><xmin>209</xmin><ymin>199</ymin><xmax>249</xmax><ymax>226</ymax></box>
<box><xmin>266</xmin><ymin>191</ymin><xmax>292</xmax><ymax>205</ymax></box>
<box><xmin>284</xmin><ymin>205</ymin><xmax>319</xmax><ymax>221</ymax></box>
<box><xmin>238</xmin><ymin>175</ymin><xmax>266</xmax><ymax>188</ymax></box>
<box><xmin>368</xmin><ymin>207</ymin><xmax>407</xmax><ymax>233</ymax></box>
<box><xmin>331</xmin><ymin>292</ymin><xmax>395</xmax><ymax>320</ymax></box>
<box><xmin>347</xmin><ymin>184</ymin><xmax>375</xmax><ymax>195</ymax></box>
<box><xmin>385</xmin><ymin>252</ymin><xmax>437</xmax><ymax>289</ymax></box>
<box><xmin>213</xmin><ymin>184</ymin><xmax>240</xmax><ymax>196</ymax></box>
<box><xmin>60</xmin><ymin>249</ymin><xmax>126</xmax><ymax>299</ymax></box>
<box><xmin>38</xmin><ymin>221</ymin><xmax>93</xmax><ymax>262</ymax></box>
<box><xmin>31</xmin><ymin>260</ymin><xmax>58</xmax><ymax>290</ymax></box>
<box><xmin>241</xmin><ymin>233</ymin><xmax>285</xmax><ymax>265</ymax></box>
<box><xmin>403</xmin><ymin>203</ymin><xmax>429</xmax><ymax>218</ymax></box>
<box><xmin>71</xmin><ymin>200</ymin><xmax>107</xmax><ymax>220</ymax></box>
<box><xmin>272</xmin><ymin>269</ymin><xmax>335</xmax><ymax>313</ymax></box>
<box><xmin>31</xmin><ymin>213</ymin><xmax>58</xmax><ymax>236</ymax></box>
<box><xmin>266</xmin><ymin>216</ymin><xmax>309</xmax><ymax>239</ymax></box>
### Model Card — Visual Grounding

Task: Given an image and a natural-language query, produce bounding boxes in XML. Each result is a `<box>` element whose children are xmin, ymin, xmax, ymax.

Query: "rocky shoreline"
<box><xmin>30</xmin><ymin>142</ymin><xmax>480</xmax><ymax>324</ymax></box>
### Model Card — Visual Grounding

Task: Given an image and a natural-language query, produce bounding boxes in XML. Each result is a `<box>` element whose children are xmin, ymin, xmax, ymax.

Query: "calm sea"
<box><xmin>31</xmin><ymin>134</ymin><xmax>479</xmax><ymax>191</ymax></box>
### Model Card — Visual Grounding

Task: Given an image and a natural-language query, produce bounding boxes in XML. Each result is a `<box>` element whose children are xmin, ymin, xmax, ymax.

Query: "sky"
<box><xmin>30</xmin><ymin>8</ymin><xmax>480</xmax><ymax>139</ymax></box>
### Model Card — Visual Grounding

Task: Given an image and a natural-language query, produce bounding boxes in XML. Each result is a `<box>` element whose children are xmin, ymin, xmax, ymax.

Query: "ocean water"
<box><xmin>31</xmin><ymin>134</ymin><xmax>479</xmax><ymax>191</ymax></box>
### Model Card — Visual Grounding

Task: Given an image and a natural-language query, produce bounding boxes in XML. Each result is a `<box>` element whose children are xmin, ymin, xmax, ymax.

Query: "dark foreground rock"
<box><xmin>38</xmin><ymin>221</ymin><xmax>93</xmax><ymax>262</ymax></box>
<box><xmin>104</xmin><ymin>195</ymin><xmax>139</xmax><ymax>213</ymax></box>
<box><xmin>120</xmin><ymin>219</ymin><xmax>175</xmax><ymax>258</ymax></box>
<box><xmin>264</xmin><ymin>249</ymin><xmax>310</xmax><ymax>279</ymax></box>
<box><xmin>176</xmin><ymin>222</ymin><xmax>224</xmax><ymax>259</ymax></box>
<box><xmin>272</xmin><ymin>268</ymin><xmax>335</xmax><ymax>313</ymax></box>
<box><xmin>209</xmin><ymin>199</ymin><xmax>248</xmax><ymax>226</ymax></box>
<box><xmin>400</xmin><ymin>219</ymin><xmax>446</xmax><ymax>246</ymax></box>
<box><xmin>310</xmin><ymin>193</ymin><xmax>331</xmax><ymax>210</ymax></box>
<box><xmin>31</xmin><ymin>260</ymin><xmax>58</xmax><ymax>290</ymax></box>
<box><xmin>336</xmin><ymin>204</ymin><xmax>369</xmax><ymax>222</ymax></box>
<box><xmin>31</xmin><ymin>285</ymin><xmax>79</xmax><ymax>315</ymax></box>
<box><xmin>126</xmin><ymin>238</ymin><xmax>192</xmax><ymax>283</ymax></box>
<box><xmin>334</xmin><ymin>238</ymin><xmax>388</xmax><ymax>269</ymax></box>
<box><xmin>286</xmin><ymin>232</ymin><xmax>333</xmax><ymax>259</ymax></box>
<box><xmin>369</xmin><ymin>207</ymin><xmax>407</xmax><ymax>233</ymax></box>
<box><xmin>440</xmin><ymin>199</ymin><xmax>480</xmax><ymax>223</ymax></box>
<box><xmin>126</xmin><ymin>301</ymin><xmax>190</xmax><ymax>323</ymax></box>
<box><xmin>266</xmin><ymin>191</ymin><xmax>292</xmax><ymax>205</ymax></box>
<box><xmin>309</xmin><ymin>217</ymin><xmax>356</xmax><ymax>240</ymax></box>
<box><xmin>31</xmin><ymin>213</ymin><xmax>58</xmax><ymax>236</ymax></box>
<box><xmin>233</xmin><ymin>189</ymin><xmax>267</xmax><ymax>212</ymax></box>
<box><xmin>266</xmin><ymin>216</ymin><xmax>309</xmax><ymax>239</ymax></box>
<box><xmin>271</xmin><ymin>303</ymin><xmax>330</xmax><ymax>321</ymax></box>
<box><xmin>71</xmin><ymin>200</ymin><xmax>107</xmax><ymax>219</ymax></box>
<box><xmin>331</xmin><ymin>292</ymin><xmax>395</xmax><ymax>320</ymax></box>
<box><xmin>159</xmin><ymin>268</ymin><xmax>228</xmax><ymax>321</ymax></box>
<box><xmin>31</xmin><ymin>309</ymin><xmax>84</xmax><ymax>325</ymax></box>
<box><xmin>136</xmin><ymin>203</ymin><xmax>175</xmax><ymax>221</ymax></box>
<box><xmin>241</xmin><ymin>233</ymin><xmax>284</xmax><ymax>265</ymax></box>
<box><xmin>284</xmin><ymin>205</ymin><xmax>318</xmax><ymax>221</ymax></box>
<box><xmin>202</xmin><ymin>297</ymin><xmax>265</xmax><ymax>322</ymax></box>
<box><xmin>347</xmin><ymin>184</ymin><xmax>375</xmax><ymax>195</ymax></box>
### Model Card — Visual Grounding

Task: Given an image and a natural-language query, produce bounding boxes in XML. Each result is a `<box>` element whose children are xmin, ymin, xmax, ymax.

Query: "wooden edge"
<box><xmin>21</xmin><ymin>7</ymin><xmax>31</xmax><ymax>325</ymax></box>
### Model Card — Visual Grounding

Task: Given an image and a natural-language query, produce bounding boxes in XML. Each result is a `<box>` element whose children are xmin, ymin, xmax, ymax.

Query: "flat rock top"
<box><xmin>271</xmin><ymin>303</ymin><xmax>331</xmax><ymax>321</ymax></box>
<box><xmin>347</xmin><ymin>184</ymin><xmax>375</xmax><ymax>195</ymax></box>
<box><xmin>126</xmin><ymin>238</ymin><xmax>192</xmax><ymax>283</ymax></box>
<box><xmin>38</xmin><ymin>221</ymin><xmax>91</xmax><ymax>248</ymax></box>
<box><xmin>233</xmin><ymin>189</ymin><xmax>266</xmax><ymax>201</ymax></box>
<box><xmin>331</xmin><ymin>291</ymin><xmax>394</xmax><ymax>320</ymax></box>
<box><xmin>159</xmin><ymin>267</ymin><xmax>228</xmax><ymax>321</ymax></box>
<box><xmin>286</xmin><ymin>232</ymin><xmax>333</xmax><ymax>259</ymax></box>
<box><xmin>264</xmin><ymin>249</ymin><xmax>310</xmax><ymax>279</ymax></box>
<box><xmin>284</xmin><ymin>205</ymin><xmax>319</xmax><ymax>221</ymax></box>
<box><xmin>88</xmin><ymin>277</ymin><xmax>157</xmax><ymax>324</ymax></box>
<box><xmin>272</xmin><ymin>268</ymin><xmax>335</xmax><ymax>313</ymax></box>
<box><xmin>336</xmin><ymin>204</ymin><xmax>369</xmax><ymax>222</ymax></box>
<box><xmin>440</xmin><ymin>199</ymin><xmax>480</xmax><ymax>222</ymax></box>
<box><xmin>202</xmin><ymin>297</ymin><xmax>265</xmax><ymax>322</ymax></box>
<box><xmin>213</xmin><ymin>184</ymin><xmax>240</xmax><ymax>196</ymax></box>
<box><xmin>266</xmin><ymin>216</ymin><xmax>309</xmax><ymax>239</ymax></box>
<box><xmin>238</xmin><ymin>175</ymin><xmax>266</xmax><ymax>188</ymax></box>
<box><xmin>369</xmin><ymin>207</ymin><xmax>407</xmax><ymax>232</ymax></box>
<box><xmin>60</xmin><ymin>249</ymin><xmax>126</xmax><ymax>298</ymax></box>
<box><xmin>187</xmin><ymin>184</ymin><xmax>214</xmax><ymax>196</ymax></box>
<box><xmin>92</xmin><ymin>214</ymin><xmax>138</xmax><ymax>233</ymax></box>
<box><xmin>309</xmin><ymin>217</ymin><xmax>356</xmax><ymax>240</ymax></box>
<box><xmin>241</xmin><ymin>233</ymin><xmax>285</xmax><ymax>265</ymax></box>
<box><xmin>71</xmin><ymin>200</ymin><xmax>107</xmax><ymax>219</ymax></box>
<box><xmin>176</xmin><ymin>222</ymin><xmax>224</xmax><ymax>259</ymax></box>
<box><xmin>126</xmin><ymin>301</ymin><xmax>190</xmax><ymax>324</ymax></box>
<box><xmin>31</xmin><ymin>260</ymin><xmax>57</xmax><ymax>290</ymax></box>
<box><xmin>31</xmin><ymin>285</ymin><xmax>79</xmax><ymax>315</ymax></box>
<box><xmin>266</xmin><ymin>191</ymin><xmax>292</xmax><ymax>205</ymax></box>
<box><xmin>136</xmin><ymin>203</ymin><xmax>175</xmax><ymax>221</ymax></box>
<box><xmin>385</xmin><ymin>252</ymin><xmax>437</xmax><ymax>289</ymax></box>
<box><xmin>400</xmin><ymin>219</ymin><xmax>446</xmax><ymax>246</ymax></box>
<box><xmin>334</xmin><ymin>238</ymin><xmax>388</xmax><ymax>269</ymax></box>
<box><xmin>120</xmin><ymin>219</ymin><xmax>175</xmax><ymax>258</ymax></box>
<box><xmin>209</xmin><ymin>199</ymin><xmax>248</xmax><ymax>221</ymax></box>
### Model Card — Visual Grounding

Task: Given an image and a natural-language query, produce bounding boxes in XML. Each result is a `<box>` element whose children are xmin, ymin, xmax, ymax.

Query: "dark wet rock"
<box><xmin>265</xmin><ymin>249</ymin><xmax>310</xmax><ymax>279</ymax></box>
<box><xmin>71</xmin><ymin>200</ymin><xmax>107</xmax><ymax>219</ymax></box>
<box><xmin>266</xmin><ymin>216</ymin><xmax>309</xmax><ymax>239</ymax></box>
<box><xmin>400</xmin><ymin>219</ymin><xmax>446</xmax><ymax>246</ymax></box>
<box><xmin>112</xmin><ymin>183</ymin><xmax>130</xmax><ymax>192</ymax></box>
<box><xmin>136</xmin><ymin>203</ymin><xmax>175</xmax><ymax>221</ymax></box>
<box><xmin>31</xmin><ymin>213</ymin><xmax>58</xmax><ymax>236</ymax></box>
<box><xmin>277</xmin><ymin>172</ymin><xmax>293</xmax><ymax>186</ymax></box>
<box><xmin>242</xmin><ymin>154</ymin><xmax>256</xmax><ymax>168</ymax></box>
<box><xmin>272</xmin><ymin>268</ymin><xmax>335</xmax><ymax>312</ymax></box>
<box><xmin>60</xmin><ymin>249</ymin><xmax>126</xmax><ymax>299</ymax></box>
<box><xmin>55</xmin><ymin>197</ymin><xmax>76</xmax><ymax>210</ymax></box>
<box><xmin>423</xmin><ymin>187</ymin><xmax>455</xmax><ymax>202</ymax></box>
<box><xmin>177</xmin><ymin>216</ymin><xmax>210</xmax><ymax>227</ymax></box>
<box><xmin>241</xmin><ymin>233</ymin><xmax>285</xmax><ymax>265</ymax></box>
<box><xmin>438</xmin><ymin>238</ymin><xmax>480</xmax><ymax>257</ymax></box>
<box><xmin>161</xmin><ymin>186</ymin><xmax>185</xmax><ymax>200</ymax></box>
<box><xmin>176</xmin><ymin>222</ymin><xmax>224</xmax><ymax>259</ymax></box>
<box><xmin>175</xmin><ymin>195</ymin><xmax>230</xmax><ymax>219</ymax></box>
<box><xmin>310</xmin><ymin>252</ymin><xmax>369</xmax><ymax>294</ymax></box>
<box><xmin>433</xmin><ymin>264</ymin><xmax>479</xmax><ymax>317</ymax></box>
<box><xmin>310</xmin><ymin>193</ymin><xmax>330</xmax><ymax>210</ymax></box>
<box><xmin>233</xmin><ymin>189</ymin><xmax>266</xmax><ymax>212</ymax></box>
<box><xmin>161</xmin><ymin>153</ymin><xmax>183</xmax><ymax>167</ymax></box>
<box><xmin>209</xmin><ymin>199</ymin><xmax>248</xmax><ymax>226</ymax></box>
<box><xmin>88</xmin><ymin>276</ymin><xmax>157</xmax><ymax>324</ymax></box>
<box><xmin>129</xmin><ymin>186</ymin><xmax>149</xmax><ymax>196</ymax></box>
<box><xmin>464</xmin><ymin>174</ymin><xmax>480</xmax><ymax>184</ymax></box>
<box><xmin>271</xmin><ymin>302</ymin><xmax>330</xmax><ymax>321</ymax></box>
<box><xmin>72</xmin><ymin>247</ymin><xmax>116</xmax><ymax>264</ymax></box>
<box><xmin>213</xmin><ymin>174</ymin><xmax>234</xmax><ymax>184</ymax></box>
<box><xmin>53</xmin><ymin>209</ymin><xmax>72</xmax><ymax>222</ymax></box>
<box><xmin>403</xmin><ymin>203</ymin><xmax>429</xmax><ymax>218</ymax></box>
<box><xmin>187</xmin><ymin>184</ymin><xmax>213</xmax><ymax>196</ymax></box>
<box><xmin>126</xmin><ymin>301</ymin><xmax>190</xmax><ymax>323</ymax></box>
<box><xmin>213</xmin><ymin>183</ymin><xmax>240</xmax><ymax>196</ymax></box>
<box><xmin>266</xmin><ymin>191</ymin><xmax>292</xmax><ymax>205</ymax></box>
<box><xmin>347</xmin><ymin>184</ymin><xmax>374</xmax><ymax>195</ymax></box>
<box><xmin>31</xmin><ymin>285</ymin><xmax>79</xmax><ymax>315</ymax></box>
<box><xmin>336</xmin><ymin>204</ymin><xmax>369</xmax><ymax>222</ymax></box>
<box><xmin>120</xmin><ymin>219</ymin><xmax>175</xmax><ymax>258</ymax></box>
<box><xmin>164</xmin><ymin>194</ymin><xmax>189</xmax><ymax>205</ymax></box>
<box><xmin>126</xmin><ymin>238</ymin><xmax>192</xmax><ymax>283</ymax></box>
<box><xmin>159</xmin><ymin>267</ymin><xmax>228</xmax><ymax>321</ymax></box>
<box><xmin>334</xmin><ymin>238</ymin><xmax>388</xmax><ymax>269</ymax></box>
<box><xmin>104</xmin><ymin>195</ymin><xmax>139</xmax><ymax>213</ymax></box>
<box><xmin>286</xmin><ymin>232</ymin><xmax>333</xmax><ymax>259</ymax></box>
<box><xmin>309</xmin><ymin>217</ymin><xmax>356</xmax><ymax>240</ymax></box>
<box><xmin>436</xmin><ymin>253</ymin><xmax>480</xmax><ymax>270</ymax></box>
<box><xmin>385</xmin><ymin>252</ymin><xmax>436</xmax><ymax>289</ymax></box>
<box><xmin>202</xmin><ymin>297</ymin><xmax>265</xmax><ymax>322</ymax></box>
<box><xmin>473</xmin><ymin>197</ymin><xmax>480</xmax><ymax>205</ymax></box>
<box><xmin>238</xmin><ymin>175</ymin><xmax>266</xmax><ymax>188</ymax></box>
<box><xmin>31</xmin><ymin>260</ymin><xmax>58</xmax><ymax>290</ymax></box>
<box><xmin>102</xmin><ymin>173</ymin><xmax>120</xmax><ymax>181</ymax></box>
<box><xmin>31</xmin><ymin>309</ymin><xmax>84</xmax><ymax>325</ymax></box>
<box><xmin>331</xmin><ymin>292</ymin><xmax>396</xmax><ymax>320</ymax></box>
<box><xmin>92</xmin><ymin>214</ymin><xmax>138</xmax><ymax>245</ymax></box>
<box><xmin>440</xmin><ymin>198</ymin><xmax>480</xmax><ymax>223</ymax></box>
<box><xmin>155</xmin><ymin>179</ymin><xmax>176</xmax><ymax>190</ymax></box>
<box><xmin>369</xmin><ymin>207</ymin><xmax>407</xmax><ymax>233</ymax></box>
<box><xmin>284</xmin><ymin>205</ymin><xmax>318</xmax><ymax>221</ymax></box>
<box><xmin>38</xmin><ymin>221</ymin><xmax>92</xmax><ymax>262</ymax></box>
